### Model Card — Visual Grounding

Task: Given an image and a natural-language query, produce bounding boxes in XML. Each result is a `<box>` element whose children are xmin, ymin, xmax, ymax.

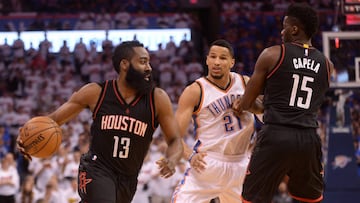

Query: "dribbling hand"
<box><xmin>16</xmin><ymin>127</ymin><xmax>32</xmax><ymax>161</ymax></box>
<box><xmin>156</xmin><ymin>158</ymin><xmax>176</xmax><ymax>178</ymax></box>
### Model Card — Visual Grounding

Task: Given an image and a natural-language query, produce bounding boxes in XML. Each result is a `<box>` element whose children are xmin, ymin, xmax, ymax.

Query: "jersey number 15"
<box><xmin>289</xmin><ymin>74</ymin><xmax>314</xmax><ymax>109</ymax></box>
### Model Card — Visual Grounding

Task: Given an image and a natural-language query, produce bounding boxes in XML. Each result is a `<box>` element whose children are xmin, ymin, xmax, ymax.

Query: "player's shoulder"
<box><xmin>257</xmin><ymin>45</ymin><xmax>282</xmax><ymax>64</ymax></box>
<box><xmin>153</xmin><ymin>87</ymin><xmax>172</xmax><ymax>102</ymax></box>
<box><xmin>231</xmin><ymin>72</ymin><xmax>250</xmax><ymax>84</ymax></box>
<box><xmin>154</xmin><ymin>87</ymin><xmax>168</xmax><ymax>95</ymax></box>
<box><xmin>78</xmin><ymin>82</ymin><xmax>102</xmax><ymax>93</ymax></box>
<box><xmin>184</xmin><ymin>80</ymin><xmax>202</xmax><ymax>95</ymax></box>
<box><xmin>263</xmin><ymin>44</ymin><xmax>282</xmax><ymax>55</ymax></box>
<box><xmin>153</xmin><ymin>87</ymin><xmax>173</xmax><ymax>112</ymax></box>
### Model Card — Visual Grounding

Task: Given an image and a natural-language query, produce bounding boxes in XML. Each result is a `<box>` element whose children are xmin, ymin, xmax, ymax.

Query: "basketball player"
<box><xmin>171</xmin><ymin>39</ymin><xmax>263</xmax><ymax>203</ymax></box>
<box><xmin>232</xmin><ymin>3</ymin><xmax>334</xmax><ymax>203</ymax></box>
<box><xmin>17</xmin><ymin>40</ymin><xmax>183</xmax><ymax>203</ymax></box>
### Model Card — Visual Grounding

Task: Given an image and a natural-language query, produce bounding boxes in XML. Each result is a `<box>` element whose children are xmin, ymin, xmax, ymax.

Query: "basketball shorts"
<box><xmin>172</xmin><ymin>151</ymin><xmax>250</xmax><ymax>203</ymax></box>
<box><xmin>78</xmin><ymin>153</ymin><xmax>138</xmax><ymax>203</ymax></box>
<box><xmin>242</xmin><ymin>124</ymin><xmax>324</xmax><ymax>203</ymax></box>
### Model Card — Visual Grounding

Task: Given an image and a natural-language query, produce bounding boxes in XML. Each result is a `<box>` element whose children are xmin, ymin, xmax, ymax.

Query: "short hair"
<box><xmin>286</xmin><ymin>2</ymin><xmax>319</xmax><ymax>39</ymax></box>
<box><xmin>112</xmin><ymin>40</ymin><xmax>144</xmax><ymax>73</ymax></box>
<box><xmin>209</xmin><ymin>39</ymin><xmax>234</xmax><ymax>58</ymax></box>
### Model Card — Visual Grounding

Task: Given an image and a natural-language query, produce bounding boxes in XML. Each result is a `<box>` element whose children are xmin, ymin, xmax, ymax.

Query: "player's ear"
<box><xmin>231</xmin><ymin>58</ymin><xmax>235</xmax><ymax>67</ymax></box>
<box><xmin>292</xmin><ymin>25</ymin><xmax>298</xmax><ymax>34</ymax></box>
<box><xmin>120</xmin><ymin>59</ymin><xmax>129</xmax><ymax>71</ymax></box>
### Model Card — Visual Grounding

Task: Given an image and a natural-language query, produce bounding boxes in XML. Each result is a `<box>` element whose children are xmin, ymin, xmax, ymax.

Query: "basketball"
<box><xmin>21</xmin><ymin>116</ymin><xmax>62</xmax><ymax>158</ymax></box>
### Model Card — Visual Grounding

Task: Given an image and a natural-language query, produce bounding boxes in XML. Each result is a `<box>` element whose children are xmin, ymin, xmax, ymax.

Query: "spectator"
<box><xmin>0</xmin><ymin>126</ymin><xmax>12</xmax><ymax>158</ymax></box>
<box><xmin>12</xmin><ymin>32</ymin><xmax>25</xmax><ymax>60</ymax></box>
<box><xmin>16</xmin><ymin>174</ymin><xmax>42</xmax><ymax>203</ymax></box>
<box><xmin>28</xmin><ymin>158</ymin><xmax>58</xmax><ymax>193</ymax></box>
<box><xmin>62</xmin><ymin>177</ymin><xmax>81</xmax><ymax>203</ymax></box>
<box><xmin>131</xmin><ymin>10</ymin><xmax>149</xmax><ymax>29</ymax></box>
<box><xmin>114</xmin><ymin>11</ymin><xmax>131</xmax><ymax>29</ymax></box>
<box><xmin>59</xmin><ymin>40</ymin><xmax>71</xmax><ymax>63</ymax></box>
<box><xmin>73</xmin><ymin>37</ymin><xmax>88</xmax><ymax>74</ymax></box>
<box><xmin>0</xmin><ymin>152</ymin><xmax>20</xmax><ymax>203</ymax></box>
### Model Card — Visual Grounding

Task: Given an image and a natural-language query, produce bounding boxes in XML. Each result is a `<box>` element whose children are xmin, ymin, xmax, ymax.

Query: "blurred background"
<box><xmin>0</xmin><ymin>0</ymin><xmax>359</xmax><ymax>202</ymax></box>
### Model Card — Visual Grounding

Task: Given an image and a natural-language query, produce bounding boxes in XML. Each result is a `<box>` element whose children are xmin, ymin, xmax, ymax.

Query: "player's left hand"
<box><xmin>156</xmin><ymin>158</ymin><xmax>176</xmax><ymax>178</ymax></box>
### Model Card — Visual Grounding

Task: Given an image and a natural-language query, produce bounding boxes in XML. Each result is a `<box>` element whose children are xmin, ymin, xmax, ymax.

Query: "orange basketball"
<box><xmin>21</xmin><ymin>116</ymin><xmax>62</xmax><ymax>158</ymax></box>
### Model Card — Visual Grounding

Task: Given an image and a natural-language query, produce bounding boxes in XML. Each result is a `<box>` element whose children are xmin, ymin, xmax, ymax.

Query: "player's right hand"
<box><xmin>189</xmin><ymin>151</ymin><xmax>207</xmax><ymax>173</ymax></box>
<box><xmin>231</xmin><ymin>97</ymin><xmax>244</xmax><ymax>117</ymax></box>
<box><xmin>16</xmin><ymin>127</ymin><xmax>32</xmax><ymax>161</ymax></box>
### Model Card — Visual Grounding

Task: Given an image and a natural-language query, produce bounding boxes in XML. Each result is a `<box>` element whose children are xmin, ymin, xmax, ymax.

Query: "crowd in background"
<box><xmin>0</xmin><ymin>0</ymin><xmax>336</xmax><ymax>15</ymax></box>
<box><xmin>0</xmin><ymin>0</ymin><xmax>360</xmax><ymax>202</ymax></box>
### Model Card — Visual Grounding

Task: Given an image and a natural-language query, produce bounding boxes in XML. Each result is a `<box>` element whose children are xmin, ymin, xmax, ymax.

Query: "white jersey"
<box><xmin>193</xmin><ymin>72</ymin><xmax>255</xmax><ymax>156</ymax></box>
<box><xmin>172</xmin><ymin>72</ymin><xmax>256</xmax><ymax>203</ymax></box>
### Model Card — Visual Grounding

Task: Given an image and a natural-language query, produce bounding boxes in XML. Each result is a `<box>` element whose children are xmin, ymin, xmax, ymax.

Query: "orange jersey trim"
<box><xmin>290</xmin><ymin>193</ymin><xmax>323</xmax><ymax>203</ymax></box>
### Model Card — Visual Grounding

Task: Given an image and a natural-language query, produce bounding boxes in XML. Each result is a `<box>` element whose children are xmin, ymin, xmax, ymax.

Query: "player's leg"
<box><xmin>218</xmin><ymin>154</ymin><xmax>250</xmax><ymax>203</ymax></box>
<box><xmin>287</xmin><ymin>129</ymin><xmax>324</xmax><ymax>203</ymax></box>
<box><xmin>242</xmin><ymin>125</ymin><xmax>290</xmax><ymax>203</ymax></box>
<box><xmin>171</xmin><ymin>155</ymin><xmax>223</xmax><ymax>203</ymax></box>
<box><xmin>171</xmin><ymin>173</ymin><xmax>216</xmax><ymax>203</ymax></box>
<box><xmin>115</xmin><ymin>174</ymin><xmax>138</xmax><ymax>203</ymax></box>
<box><xmin>78</xmin><ymin>154</ymin><xmax>117</xmax><ymax>203</ymax></box>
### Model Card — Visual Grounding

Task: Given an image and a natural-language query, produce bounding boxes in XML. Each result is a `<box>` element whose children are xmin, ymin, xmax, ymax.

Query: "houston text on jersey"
<box><xmin>101</xmin><ymin>115</ymin><xmax>148</xmax><ymax>137</ymax></box>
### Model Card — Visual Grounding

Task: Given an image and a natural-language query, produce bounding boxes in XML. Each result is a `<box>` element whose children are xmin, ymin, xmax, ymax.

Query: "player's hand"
<box><xmin>231</xmin><ymin>97</ymin><xmax>244</xmax><ymax>116</ymax></box>
<box><xmin>16</xmin><ymin>127</ymin><xmax>32</xmax><ymax>161</ymax></box>
<box><xmin>156</xmin><ymin>157</ymin><xmax>176</xmax><ymax>178</ymax></box>
<box><xmin>189</xmin><ymin>152</ymin><xmax>207</xmax><ymax>173</ymax></box>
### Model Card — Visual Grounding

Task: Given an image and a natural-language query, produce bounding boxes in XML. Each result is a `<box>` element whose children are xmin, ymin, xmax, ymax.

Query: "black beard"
<box><xmin>125</xmin><ymin>63</ymin><xmax>154</xmax><ymax>95</ymax></box>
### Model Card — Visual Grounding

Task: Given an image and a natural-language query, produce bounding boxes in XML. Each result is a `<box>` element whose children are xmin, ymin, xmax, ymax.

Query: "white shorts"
<box><xmin>171</xmin><ymin>152</ymin><xmax>250</xmax><ymax>203</ymax></box>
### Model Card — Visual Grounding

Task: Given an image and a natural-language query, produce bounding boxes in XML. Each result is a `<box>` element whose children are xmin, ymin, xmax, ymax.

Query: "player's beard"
<box><xmin>125</xmin><ymin>63</ymin><xmax>154</xmax><ymax>95</ymax></box>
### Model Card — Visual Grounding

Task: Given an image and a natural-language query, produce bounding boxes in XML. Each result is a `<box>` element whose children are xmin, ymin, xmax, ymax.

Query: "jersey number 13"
<box><xmin>113</xmin><ymin>136</ymin><xmax>130</xmax><ymax>158</ymax></box>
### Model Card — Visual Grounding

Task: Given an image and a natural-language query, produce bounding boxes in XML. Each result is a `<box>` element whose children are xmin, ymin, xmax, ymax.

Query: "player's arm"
<box><xmin>242</xmin><ymin>75</ymin><xmax>264</xmax><ymax>114</ymax></box>
<box><xmin>48</xmin><ymin>83</ymin><xmax>101</xmax><ymax>125</ymax></box>
<box><xmin>175</xmin><ymin>83</ymin><xmax>201</xmax><ymax>160</ymax></box>
<box><xmin>238</xmin><ymin>46</ymin><xmax>280</xmax><ymax>113</ymax></box>
<box><xmin>16</xmin><ymin>83</ymin><xmax>101</xmax><ymax>160</ymax></box>
<box><xmin>175</xmin><ymin>82</ymin><xmax>207</xmax><ymax>172</ymax></box>
<box><xmin>154</xmin><ymin>87</ymin><xmax>183</xmax><ymax>178</ymax></box>
<box><xmin>326</xmin><ymin>57</ymin><xmax>335</xmax><ymax>81</ymax></box>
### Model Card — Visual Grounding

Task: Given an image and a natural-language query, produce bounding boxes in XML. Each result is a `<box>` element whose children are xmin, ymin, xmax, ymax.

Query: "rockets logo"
<box><xmin>78</xmin><ymin>171</ymin><xmax>92</xmax><ymax>194</ymax></box>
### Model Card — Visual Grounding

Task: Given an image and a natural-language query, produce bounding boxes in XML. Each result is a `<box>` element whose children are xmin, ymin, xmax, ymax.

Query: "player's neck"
<box><xmin>292</xmin><ymin>39</ymin><xmax>312</xmax><ymax>47</ymax></box>
<box><xmin>116</xmin><ymin>78</ymin><xmax>138</xmax><ymax>101</ymax></box>
<box><xmin>206</xmin><ymin>75</ymin><xmax>231</xmax><ymax>89</ymax></box>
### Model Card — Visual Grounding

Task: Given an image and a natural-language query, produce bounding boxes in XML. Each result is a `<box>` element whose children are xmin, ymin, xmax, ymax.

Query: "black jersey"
<box><xmin>263</xmin><ymin>42</ymin><xmax>331</xmax><ymax>128</ymax></box>
<box><xmin>90</xmin><ymin>80</ymin><xmax>158</xmax><ymax>176</ymax></box>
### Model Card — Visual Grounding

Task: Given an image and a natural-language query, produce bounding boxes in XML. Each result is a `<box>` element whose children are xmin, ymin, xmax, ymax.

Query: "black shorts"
<box><xmin>242</xmin><ymin>124</ymin><xmax>324</xmax><ymax>203</ymax></box>
<box><xmin>78</xmin><ymin>153</ymin><xmax>138</xmax><ymax>203</ymax></box>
